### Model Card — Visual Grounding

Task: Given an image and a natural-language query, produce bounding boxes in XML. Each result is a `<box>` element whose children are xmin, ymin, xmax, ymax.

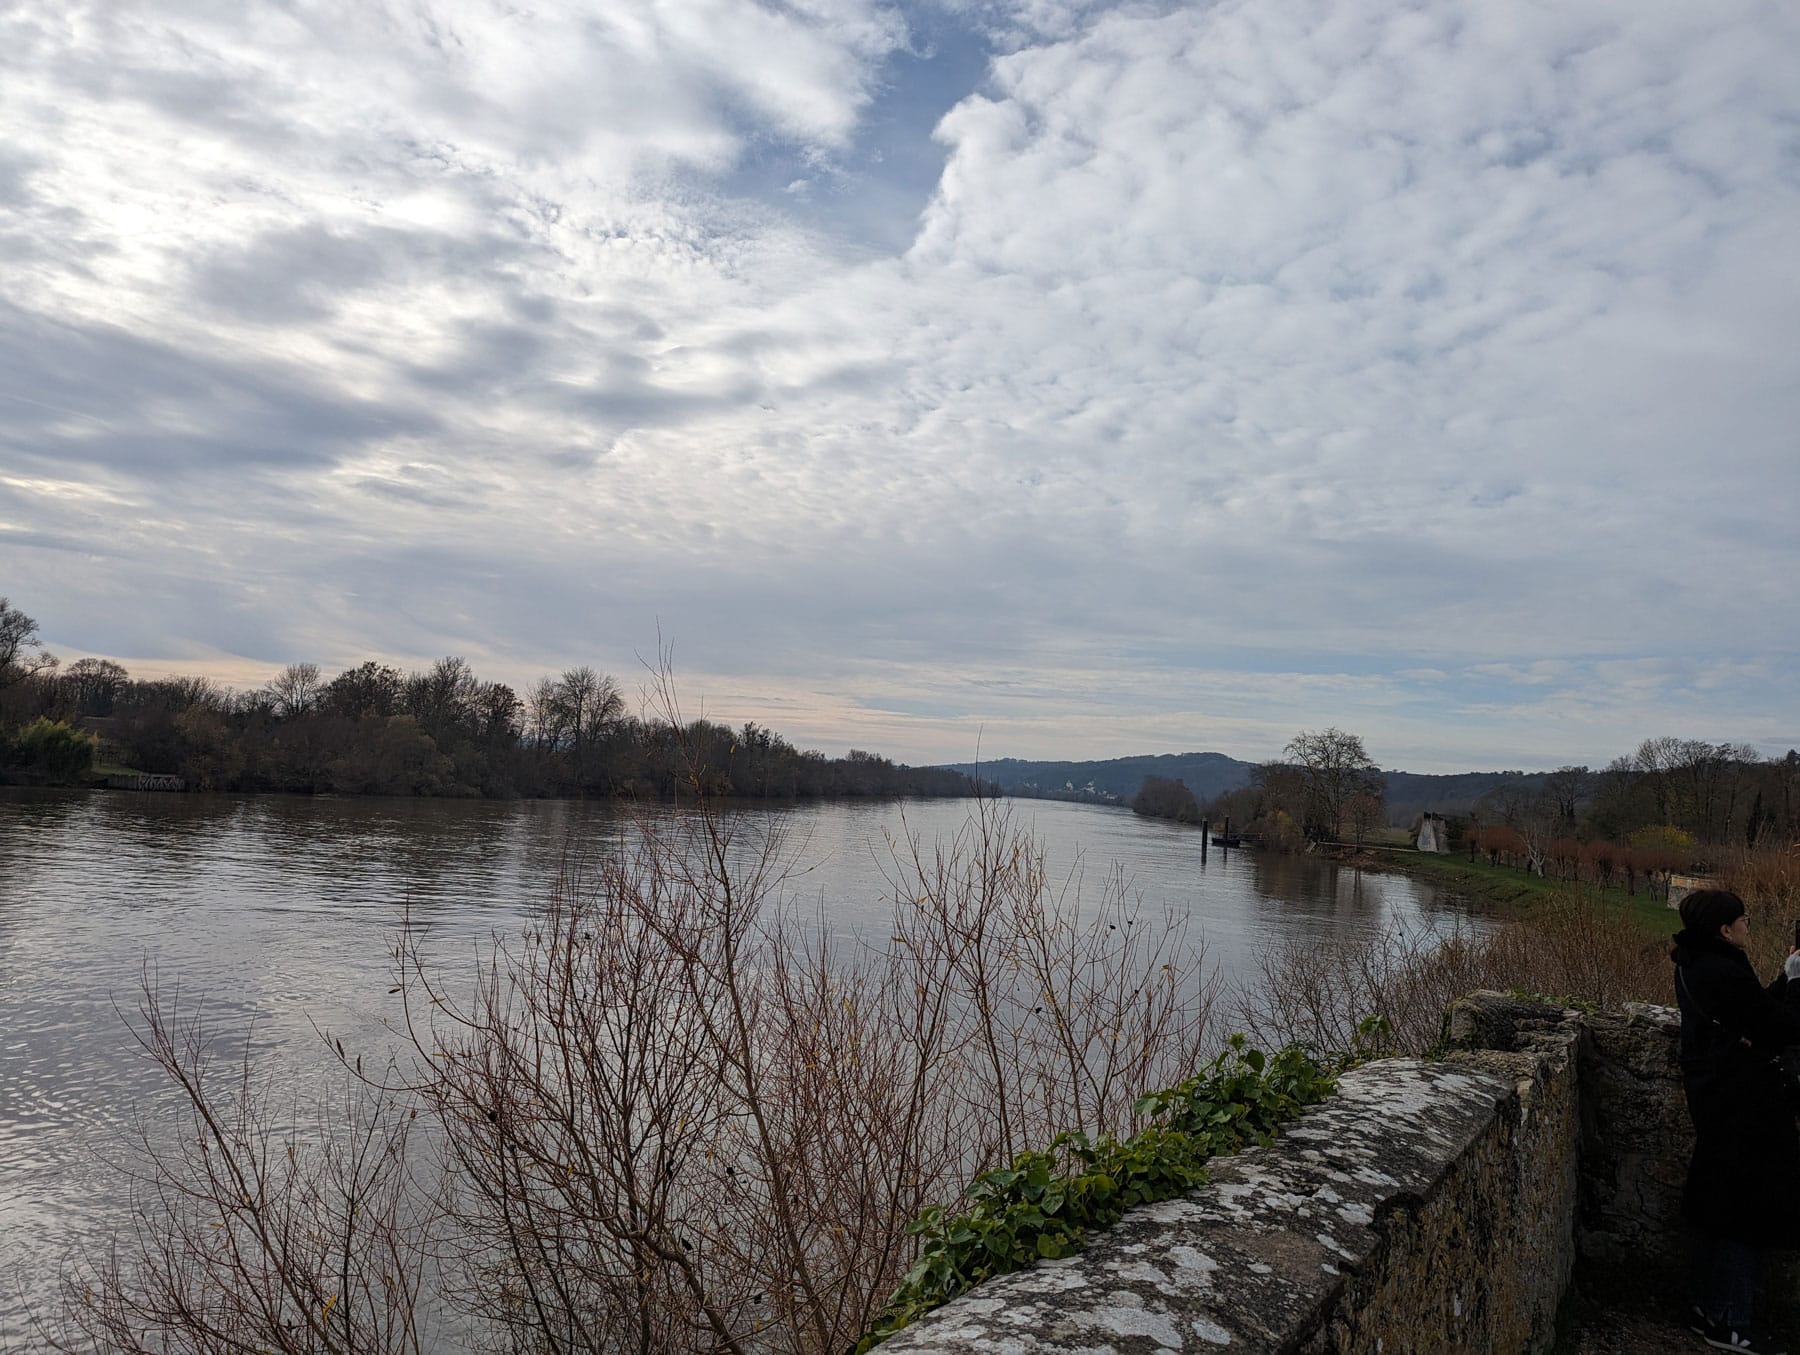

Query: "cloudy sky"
<box><xmin>1</xmin><ymin>0</ymin><xmax>1796</xmax><ymax>772</ymax></box>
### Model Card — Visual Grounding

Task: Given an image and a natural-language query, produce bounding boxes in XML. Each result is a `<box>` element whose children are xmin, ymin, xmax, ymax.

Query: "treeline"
<box><xmin>0</xmin><ymin>603</ymin><xmax>978</xmax><ymax>801</ymax></box>
<box><xmin>1465</xmin><ymin>822</ymin><xmax>1700</xmax><ymax>893</ymax></box>
<box><xmin>1190</xmin><ymin>728</ymin><xmax>1799</xmax><ymax>864</ymax></box>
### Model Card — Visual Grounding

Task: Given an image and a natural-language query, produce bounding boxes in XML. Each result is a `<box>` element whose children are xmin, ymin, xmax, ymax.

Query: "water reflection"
<box><xmin>0</xmin><ymin>790</ymin><xmax>1481</xmax><ymax>1342</ymax></box>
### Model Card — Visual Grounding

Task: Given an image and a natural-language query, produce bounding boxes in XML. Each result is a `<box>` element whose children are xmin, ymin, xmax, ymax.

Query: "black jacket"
<box><xmin>1672</xmin><ymin>928</ymin><xmax>1800</xmax><ymax>1246</ymax></box>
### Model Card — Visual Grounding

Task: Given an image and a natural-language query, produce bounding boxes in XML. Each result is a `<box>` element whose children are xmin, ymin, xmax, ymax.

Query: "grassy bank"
<box><xmin>1376</xmin><ymin>848</ymin><xmax>1673</xmax><ymax>933</ymax></box>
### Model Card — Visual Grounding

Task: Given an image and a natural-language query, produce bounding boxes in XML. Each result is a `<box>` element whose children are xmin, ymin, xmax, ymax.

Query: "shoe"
<box><xmin>1696</xmin><ymin>1320</ymin><xmax>1787</xmax><ymax>1354</ymax></box>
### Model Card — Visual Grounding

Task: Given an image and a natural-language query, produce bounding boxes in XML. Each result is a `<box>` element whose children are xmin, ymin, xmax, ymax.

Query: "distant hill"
<box><xmin>943</xmin><ymin>753</ymin><xmax>1551</xmax><ymax>825</ymax></box>
<box><xmin>943</xmin><ymin>753</ymin><xmax>1257</xmax><ymax>805</ymax></box>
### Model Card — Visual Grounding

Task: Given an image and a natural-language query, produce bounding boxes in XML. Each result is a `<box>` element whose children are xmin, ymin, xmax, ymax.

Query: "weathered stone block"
<box><xmin>1443</xmin><ymin>989</ymin><xmax>1571</xmax><ymax>1053</ymax></box>
<box><xmin>878</xmin><ymin>1057</ymin><xmax>1576</xmax><ymax>1354</ymax></box>
<box><xmin>1574</xmin><ymin>1002</ymin><xmax>1689</xmax><ymax>1292</ymax></box>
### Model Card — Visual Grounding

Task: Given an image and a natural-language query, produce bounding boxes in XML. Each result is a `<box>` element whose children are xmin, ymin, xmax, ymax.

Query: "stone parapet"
<box><xmin>1573</xmin><ymin>1002</ymin><xmax>1688</xmax><ymax>1286</ymax></box>
<box><xmin>879</xmin><ymin>1041</ymin><xmax>1579</xmax><ymax>1354</ymax></box>
<box><xmin>870</xmin><ymin>991</ymin><xmax>1792</xmax><ymax>1354</ymax></box>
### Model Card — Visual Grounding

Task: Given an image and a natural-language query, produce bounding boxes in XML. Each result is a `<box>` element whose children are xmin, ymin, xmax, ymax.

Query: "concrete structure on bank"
<box><xmin>879</xmin><ymin>993</ymin><xmax>1750</xmax><ymax>1355</ymax></box>
<box><xmin>1667</xmin><ymin>873</ymin><xmax>1720</xmax><ymax>912</ymax></box>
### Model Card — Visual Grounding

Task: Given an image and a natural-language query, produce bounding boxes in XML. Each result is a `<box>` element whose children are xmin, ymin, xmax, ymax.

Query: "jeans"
<box><xmin>1696</xmin><ymin>1235</ymin><xmax>1759</xmax><ymax>1332</ymax></box>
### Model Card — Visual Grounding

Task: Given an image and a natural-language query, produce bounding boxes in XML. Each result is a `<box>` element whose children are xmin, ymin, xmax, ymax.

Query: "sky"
<box><xmin>1</xmin><ymin>0</ymin><xmax>1797</xmax><ymax>774</ymax></box>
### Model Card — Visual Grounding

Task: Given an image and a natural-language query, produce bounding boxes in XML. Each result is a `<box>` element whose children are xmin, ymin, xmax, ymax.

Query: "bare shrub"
<box><xmin>57</xmin><ymin>979</ymin><xmax>433</xmax><ymax>1354</ymax></box>
<box><xmin>1232</xmin><ymin>923</ymin><xmax>1486</xmax><ymax>1056</ymax></box>
<box><xmin>1235</xmin><ymin>889</ymin><xmax>1671</xmax><ymax>1056</ymax></box>
<box><xmin>878</xmin><ymin>809</ymin><xmax>1219</xmax><ymax>1163</ymax></box>
<box><xmin>400</xmin><ymin>792</ymin><xmax>1220</xmax><ymax>1354</ymax></box>
<box><xmin>79</xmin><ymin>827</ymin><xmax>1791</xmax><ymax>1351</ymax></box>
<box><xmin>1721</xmin><ymin>842</ymin><xmax>1800</xmax><ymax>976</ymax></box>
<box><xmin>60</xmin><ymin>741</ymin><xmax>1218</xmax><ymax>1353</ymax></box>
<box><xmin>1473</xmin><ymin>894</ymin><xmax>1671</xmax><ymax>1011</ymax></box>
<box><xmin>1239</xmin><ymin>845</ymin><xmax>1800</xmax><ymax>1060</ymax></box>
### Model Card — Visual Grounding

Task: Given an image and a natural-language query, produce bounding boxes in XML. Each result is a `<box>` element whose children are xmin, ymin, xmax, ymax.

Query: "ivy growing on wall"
<box><xmin>853</xmin><ymin>1035</ymin><xmax>1338</xmax><ymax>1350</ymax></box>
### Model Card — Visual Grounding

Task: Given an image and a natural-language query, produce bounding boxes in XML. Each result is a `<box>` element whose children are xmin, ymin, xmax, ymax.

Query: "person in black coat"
<box><xmin>1672</xmin><ymin>888</ymin><xmax>1800</xmax><ymax>1354</ymax></box>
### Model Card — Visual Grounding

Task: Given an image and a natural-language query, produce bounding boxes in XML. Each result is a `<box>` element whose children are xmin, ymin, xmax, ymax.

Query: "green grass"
<box><xmin>1382</xmin><ymin>850</ymin><xmax>1672</xmax><ymax>932</ymax></box>
<box><xmin>1391</xmin><ymin>851</ymin><xmax>1562</xmax><ymax>904</ymax></box>
<box><xmin>1613</xmin><ymin>888</ymin><xmax>1674</xmax><ymax>932</ymax></box>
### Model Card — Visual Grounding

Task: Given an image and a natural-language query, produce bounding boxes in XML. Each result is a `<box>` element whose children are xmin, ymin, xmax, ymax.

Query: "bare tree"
<box><xmin>1345</xmin><ymin>788</ymin><xmax>1386</xmax><ymax>850</ymax></box>
<box><xmin>61</xmin><ymin>657</ymin><xmax>130</xmax><ymax>716</ymax></box>
<box><xmin>405</xmin><ymin>657</ymin><xmax>479</xmax><ymax>739</ymax></box>
<box><xmin>1247</xmin><ymin>760</ymin><xmax>1308</xmax><ymax>845</ymax></box>
<box><xmin>265</xmin><ymin>662</ymin><xmax>325</xmax><ymax>720</ymax></box>
<box><xmin>1634</xmin><ymin>737</ymin><xmax>1763</xmax><ymax>843</ymax></box>
<box><xmin>323</xmin><ymin>661</ymin><xmax>404</xmax><ymax>720</ymax></box>
<box><xmin>0</xmin><ymin>596</ymin><xmax>57</xmax><ymax>687</ymax></box>
<box><xmin>1544</xmin><ymin>765</ymin><xmax>1589</xmax><ymax>828</ymax></box>
<box><xmin>1587</xmin><ymin>755</ymin><xmax>1645</xmax><ymax>840</ymax></box>
<box><xmin>553</xmin><ymin>665</ymin><xmax>625</xmax><ymax>774</ymax></box>
<box><xmin>1283</xmin><ymin>728</ymin><xmax>1381</xmax><ymax>841</ymax></box>
<box><xmin>156</xmin><ymin>674</ymin><xmax>226</xmax><ymax>714</ymax></box>
<box><xmin>472</xmin><ymin>681</ymin><xmax>521</xmax><ymax>744</ymax></box>
<box><xmin>1478</xmin><ymin>779</ymin><xmax>1559</xmax><ymax>876</ymax></box>
<box><xmin>524</xmin><ymin>674</ymin><xmax>565</xmax><ymax>752</ymax></box>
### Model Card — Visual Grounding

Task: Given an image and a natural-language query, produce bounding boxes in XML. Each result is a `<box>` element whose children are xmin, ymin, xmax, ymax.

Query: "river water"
<box><xmin>0</xmin><ymin>790</ymin><xmax>1478</xmax><ymax>1343</ymax></box>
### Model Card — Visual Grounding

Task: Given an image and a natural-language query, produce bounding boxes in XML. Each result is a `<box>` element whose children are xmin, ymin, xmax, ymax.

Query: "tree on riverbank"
<box><xmin>0</xmin><ymin>612</ymin><xmax>978</xmax><ymax>801</ymax></box>
<box><xmin>1283</xmin><ymin>727</ymin><xmax>1383</xmax><ymax>840</ymax></box>
<box><xmin>1197</xmin><ymin>729</ymin><xmax>1797</xmax><ymax>865</ymax></box>
<box><xmin>1131</xmin><ymin>773</ymin><xmax>1200</xmax><ymax>822</ymax></box>
<box><xmin>0</xmin><ymin>597</ymin><xmax>56</xmax><ymax>688</ymax></box>
<box><xmin>1185</xmin><ymin>731</ymin><xmax>1386</xmax><ymax>846</ymax></box>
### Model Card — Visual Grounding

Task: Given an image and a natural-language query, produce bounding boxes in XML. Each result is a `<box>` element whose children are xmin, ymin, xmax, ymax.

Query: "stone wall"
<box><xmin>880</xmin><ymin>1015</ymin><xmax>1582</xmax><ymax>1354</ymax></box>
<box><xmin>1568</xmin><ymin>1002</ymin><xmax>1691</xmax><ymax>1295</ymax></box>
<box><xmin>1497</xmin><ymin>996</ymin><xmax>1800</xmax><ymax>1333</ymax></box>
<box><xmin>877</xmin><ymin>992</ymin><xmax>1747</xmax><ymax>1355</ymax></box>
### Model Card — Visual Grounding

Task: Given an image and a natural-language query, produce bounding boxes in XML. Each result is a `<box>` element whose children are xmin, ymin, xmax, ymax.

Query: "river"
<box><xmin>0</xmin><ymin>789</ymin><xmax>1480</xmax><ymax>1344</ymax></box>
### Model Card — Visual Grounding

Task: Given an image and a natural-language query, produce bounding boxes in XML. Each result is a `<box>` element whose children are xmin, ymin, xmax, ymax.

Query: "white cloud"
<box><xmin>2</xmin><ymin>0</ymin><xmax>1797</xmax><ymax>768</ymax></box>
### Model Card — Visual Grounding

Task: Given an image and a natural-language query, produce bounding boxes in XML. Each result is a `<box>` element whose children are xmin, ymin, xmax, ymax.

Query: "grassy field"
<box><xmin>1379</xmin><ymin>848</ymin><xmax>1674</xmax><ymax>933</ymax></box>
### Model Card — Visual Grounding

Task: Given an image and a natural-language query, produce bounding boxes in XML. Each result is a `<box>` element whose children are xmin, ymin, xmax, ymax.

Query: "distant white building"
<box><xmin>1416</xmin><ymin>813</ymin><xmax>1450</xmax><ymax>854</ymax></box>
<box><xmin>1667</xmin><ymin>873</ymin><xmax>1718</xmax><ymax>911</ymax></box>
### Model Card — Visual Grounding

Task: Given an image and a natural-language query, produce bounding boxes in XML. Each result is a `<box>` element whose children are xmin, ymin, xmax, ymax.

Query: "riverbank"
<box><xmin>1087</xmin><ymin>806</ymin><xmax>1676</xmax><ymax>933</ymax></box>
<box><xmin>1374</xmin><ymin>848</ymin><xmax>1673</xmax><ymax>933</ymax></box>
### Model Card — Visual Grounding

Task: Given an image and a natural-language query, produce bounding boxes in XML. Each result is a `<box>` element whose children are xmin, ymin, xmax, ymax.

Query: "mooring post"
<box><xmin>1201</xmin><ymin>818</ymin><xmax>1209</xmax><ymax>863</ymax></box>
<box><xmin>1223</xmin><ymin>816</ymin><xmax>1231</xmax><ymax>854</ymax></box>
